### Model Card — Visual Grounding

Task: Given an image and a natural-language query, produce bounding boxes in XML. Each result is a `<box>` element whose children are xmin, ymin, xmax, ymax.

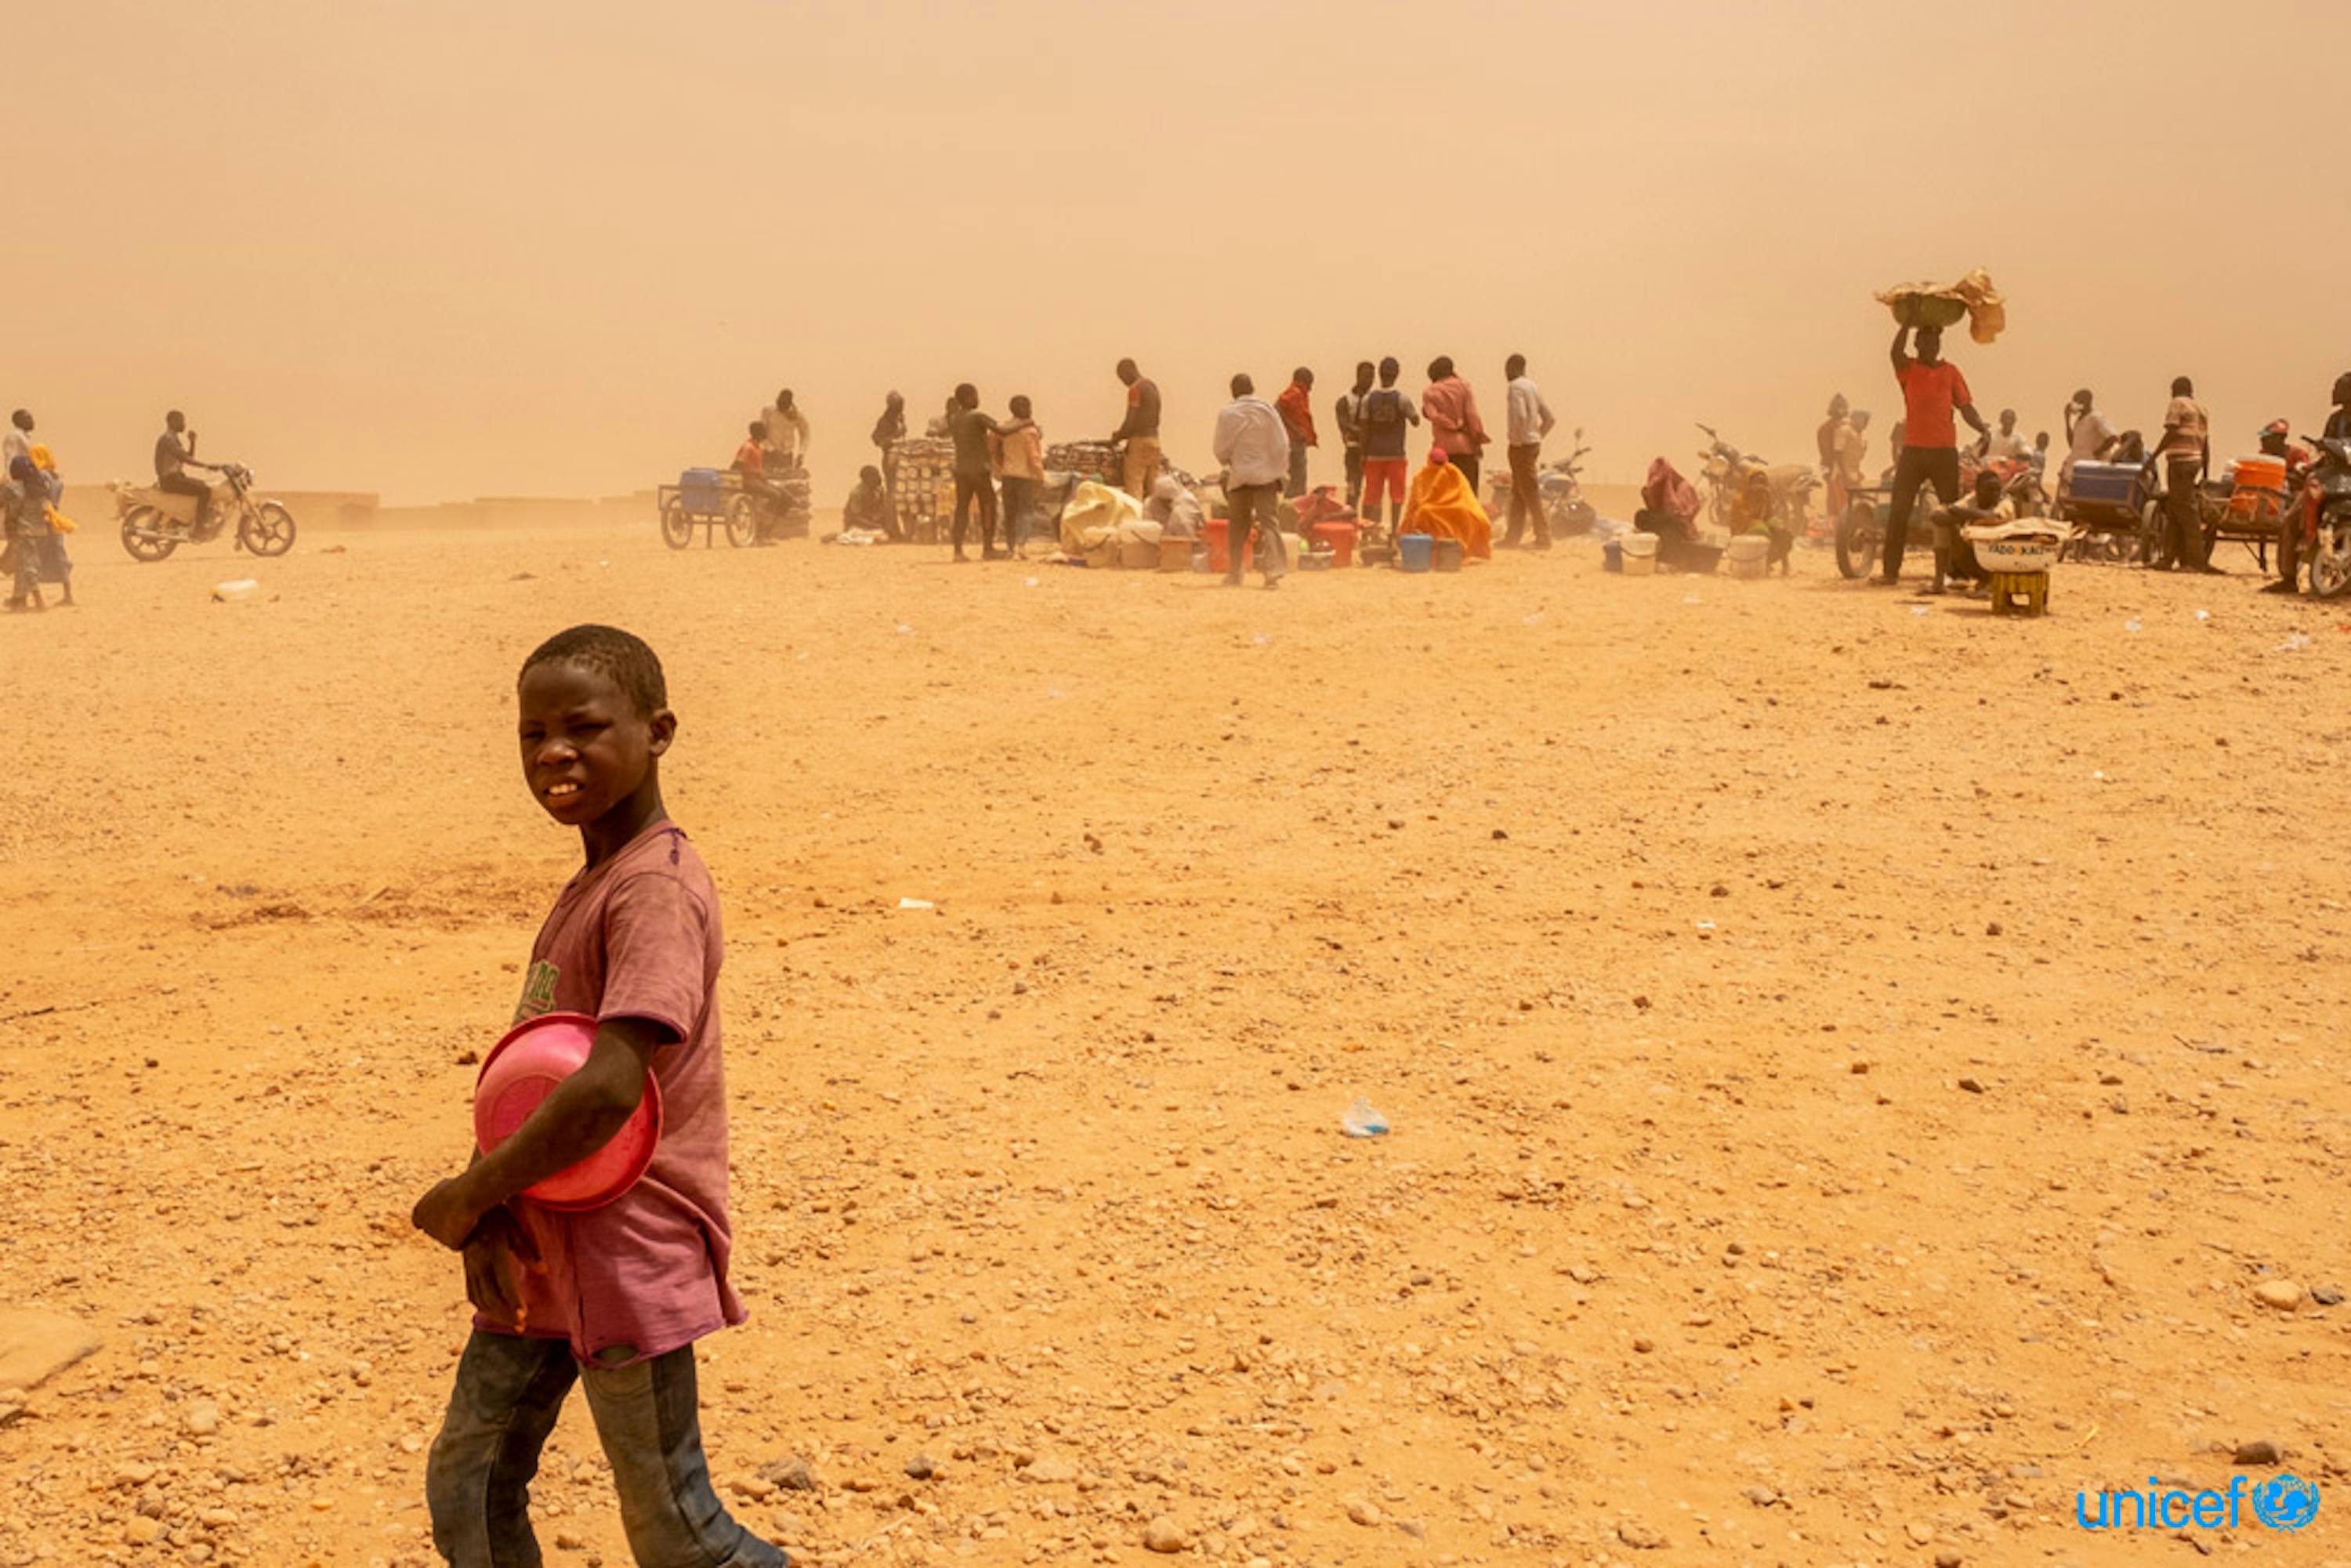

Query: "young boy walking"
<box><xmin>411</xmin><ymin>625</ymin><xmax>785</xmax><ymax>1568</ymax></box>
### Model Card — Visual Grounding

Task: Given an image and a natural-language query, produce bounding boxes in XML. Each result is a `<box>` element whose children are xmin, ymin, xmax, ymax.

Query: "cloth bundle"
<box><xmin>1875</xmin><ymin>268</ymin><xmax>2005</xmax><ymax>345</ymax></box>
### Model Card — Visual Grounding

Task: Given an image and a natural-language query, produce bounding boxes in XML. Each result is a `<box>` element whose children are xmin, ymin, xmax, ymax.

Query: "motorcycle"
<box><xmin>2298</xmin><ymin>436</ymin><xmax>2351</xmax><ymax>598</ymax></box>
<box><xmin>1697</xmin><ymin>423</ymin><xmax>1818</xmax><ymax>539</ymax></box>
<box><xmin>112</xmin><ymin>463</ymin><xmax>296</xmax><ymax>562</ymax></box>
<box><xmin>1485</xmin><ymin>429</ymin><xmax>1599</xmax><ymax>536</ymax></box>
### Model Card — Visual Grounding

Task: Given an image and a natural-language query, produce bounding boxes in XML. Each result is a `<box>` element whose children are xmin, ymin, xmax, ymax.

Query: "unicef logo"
<box><xmin>2251</xmin><ymin>1475</ymin><xmax>2321</xmax><ymax>1533</ymax></box>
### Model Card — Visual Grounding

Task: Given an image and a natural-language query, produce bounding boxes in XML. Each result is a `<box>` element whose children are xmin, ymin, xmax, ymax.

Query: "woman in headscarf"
<box><xmin>1400</xmin><ymin>449</ymin><xmax>1492</xmax><ymax>559</ymax></box>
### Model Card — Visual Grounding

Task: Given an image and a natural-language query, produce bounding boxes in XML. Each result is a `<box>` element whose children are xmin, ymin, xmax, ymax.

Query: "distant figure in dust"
<box><xmin>27</xmin><ymin>438</ymin><xmax>72</xmax><ymax>606</ymax></box>
<box><xmin>870</xmin><ymin>391</ymin><xmax>907</xmax><ymax>523</ymax></box>
<box><xmin>944</xmin><ymin>383</ymin><xmax>1002</xmax><ymax>563</ymax></box>
<box><xmin>1421</xmin><ymin>357</ymin><xmax>1488</xmax><ymax>494</ymax></box>
<box><xmin>842</xmin><ymin>465</ymin><xmax>896</xmax><ymax>541</ymax></box>
<box><xmin>2153</xmin><ymin>375</ymin><xmax>2215</xmax><ymax>574</ymax></box>
<box><xmin>731</xmin><ymin>422</ymin><xmax>783</xmax><ymax>543</ymax></box>
<box><xmin>1333</xmin><ymin>360</ymin><xmax>1375</xmax><ymax>512</ymax></box>
<box><xmin>5</xmin><ymin>456</ymin><xmax>48</xmax><ymax>611</ymax></box>
<box><xmin>1211</xmin><ymin>372</ymin><xmax>1291</xmax><ymax>588</ymax></box>
<box><xmin>1976</xmin><ymin>406</ymin><xmax>2027</xmax><ymax>462</ymax></box>
<box><xmin>1830</xmin><ymin>409</ymin><xmax>1871</xmax><ymax>524</ymax></box>
<box><xmin>1816</xmin><ymin>393</ymin><xmax>1849</xmax><ymax>480</ymax></box>
<box><xmin>154</xmin><ymin>410</ymin><xmax>215</xmax><ymax>527</ymax></box>
<box><xmin>758</xmin><ymin>389</ymin><xmax>809</xmax><ymax>472</ymax></box>
<box><xmin>991</xmin><ymin>395</ymin><xmax>1044</xmax><ymax>554</ymax></box>
<box><xmin>1110</xmin><ymin>359</ymin><xmax>1162</xmax><ymax>498</ymax></box>
<box><xmin>1275</xmin><ymin>368</ymin><xmax>1317</xmax><ymax>499</ymax></box>
<box><xmin>1356</xmin><ymin>357</ymin><xmax>1422</xmax><ymax>538</ymax></box>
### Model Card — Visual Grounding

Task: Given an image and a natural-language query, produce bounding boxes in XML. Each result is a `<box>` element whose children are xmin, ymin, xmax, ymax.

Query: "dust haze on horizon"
<box><xmin>20</xmin><ymin>0</ymin><xmax>2349</xmax><ymax>507</ymax></box>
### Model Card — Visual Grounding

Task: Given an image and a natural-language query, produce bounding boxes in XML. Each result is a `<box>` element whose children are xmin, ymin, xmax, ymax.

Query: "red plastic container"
<box><xmin>1309</xmin><ymin>521</ymin><xmax>1357</xmax><ymax>567</ymax></box>
<box><xmin>473</xmin><ymin>1011</ymin><xmax>663</xmax><ymax>1211</ymax></box>
<box><xmin>1205</xmin><ymin>517</ymin><xmax>1264</xmax><ymax>574</ymax></box>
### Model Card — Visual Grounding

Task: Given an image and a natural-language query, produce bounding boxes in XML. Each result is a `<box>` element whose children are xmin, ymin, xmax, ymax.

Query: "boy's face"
<box><xmin>517</xmin><ymin>661</ymin><xmax>673</xmax><ymax>829</ymax></box>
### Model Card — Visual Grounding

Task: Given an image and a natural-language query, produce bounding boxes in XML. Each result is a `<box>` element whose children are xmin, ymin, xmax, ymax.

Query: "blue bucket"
<box><xmin>1398</xmin><ymin>533</ymin><xmax>1433</xmax><ymax>573</ymax></box>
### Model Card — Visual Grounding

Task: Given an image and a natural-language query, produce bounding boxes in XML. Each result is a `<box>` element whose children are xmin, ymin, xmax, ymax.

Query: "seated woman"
<box><xmin>1727</xmin><ymin>470</ymin><xmax>1795</xmax><ymax>575</ymax></box>
<box><xmin>1634</xmin><ymin>457</ymin><xmax>1712</xmax><ymax>572</ymax></box>
<box><xmin>1400</xmin><ymin>450</ymin><xmax>1492</xmax><ymax>559</ymax></box>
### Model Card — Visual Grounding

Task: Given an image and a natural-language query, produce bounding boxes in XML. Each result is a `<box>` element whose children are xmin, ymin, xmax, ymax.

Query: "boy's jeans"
<box><xmin>427</xmin><ymin>1330</ymin><xmax>788</xmax><ymax>1568</ymax></box>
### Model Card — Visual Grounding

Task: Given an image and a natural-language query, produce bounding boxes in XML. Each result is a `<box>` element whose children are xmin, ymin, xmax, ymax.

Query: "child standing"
<box><xmin>411</xmin><ymin>625</ymin><xmax>784</xmax><ymax>1568</ymax></box>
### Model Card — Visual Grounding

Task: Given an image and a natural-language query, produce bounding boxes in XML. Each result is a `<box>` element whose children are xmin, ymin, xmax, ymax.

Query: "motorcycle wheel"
<box><xmin>1835</xmin><ymin>502</ymin><xmax>1880</xmax><ymax>580</ymax></box>
<box><xmin>659</xmin><ymin>499</ymin><xmax>693</xmax><ymax>550</ymax></box>
<box><xmin>239</xmin><ymin>502</ymin><xmax>297</xmax><ymax>558</ymax></box>
<box><xmin>1552</xmin><ymin>499</ymin><xmax>1596</xmax><ymax>537</ymax></box>
<box><xmin>120</xmin><ymin>507</ymin><xmax>179</xmax><ymax>563</ymax></box>
<box><xmin>2309</xmin><ymin>504</ymin><xmax>2351</xmax><ymax>599</ymax></box>
<box><xmin>723</xmin><ymin>494</ymin><xmax>759</xmax><ymax>549</ymax></box>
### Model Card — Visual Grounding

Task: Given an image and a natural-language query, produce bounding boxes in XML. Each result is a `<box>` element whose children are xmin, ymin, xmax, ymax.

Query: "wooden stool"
<box><xmin>1989</xmin><ymin>570</ymin><xmax>2049</xmax><ymax>617</ymax></box>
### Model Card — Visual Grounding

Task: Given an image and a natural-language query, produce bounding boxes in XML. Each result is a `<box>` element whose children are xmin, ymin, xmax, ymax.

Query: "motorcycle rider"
<box><xmin>154</xmin><ymin>410</ymin><xmax>214</xmax><ymax>527</ymax></box>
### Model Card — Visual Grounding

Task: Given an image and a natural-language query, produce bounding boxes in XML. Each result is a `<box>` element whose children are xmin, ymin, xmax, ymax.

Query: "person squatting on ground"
<box><xmin>1880</xmin><ymin>323</ymin><xmax>1989</xmax><ymax>585</ymax></box>
<box><xmin>1927</xmin><ymin>471</ymin><xmax>2006</xmax><ymax>595</ymax></box>
<box><xmin>991</xmin><ymin>395</ymin><xmax>1044</xmax><ymax>553</ymax></box>
<box><xmin>843</xmin><ymin>465</ymin><xmax>895</xmax><ymax>540</ymax></box>
<box><xmin>1356</xmin><ymin>358</ymin><xmax>1421</xmax><ymax>538</ymax></box>
<box><xmin>1501</xmin><ymin>353</ymin><xmax>1557</xmax><ymax>549</ymax></box>
<box><xmin>946</xmin><ymin>383</ymin><xmax>1002</xmax><ymax>561</ymax></box>
<box><xmin>1212</xmin><ymin>373</ymin><xmax>1291</xmax><ymax>588</ymax></box>
<box><xmin>1333</xmin><ymin>362</ymin><xmax>1374</xmax><ymax>512</ymax></box>
<box><xmin>1111</xmin><ymin>359</ymin><xmax>1161</xmax><ymax>499</ymax></box>
<box><xmin>411</xmin><ymin>625</ymin><xmax>786</xmax><ymax>1568</ymax></box>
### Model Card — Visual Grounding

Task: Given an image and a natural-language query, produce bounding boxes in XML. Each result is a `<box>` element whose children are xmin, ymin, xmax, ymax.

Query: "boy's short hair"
<box><xmin>521</xmin><ymin>625</ymin><xmax>667</xmax><ymax>716</ymax></box>
<box><xmin>1972</xmin><ymin>473</ymin><xmax>2003</xmax><ymax>505</ymax></box>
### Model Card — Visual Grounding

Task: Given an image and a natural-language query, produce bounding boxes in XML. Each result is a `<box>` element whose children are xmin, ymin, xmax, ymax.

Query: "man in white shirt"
<box><xmin>1976</xmin><ymin>406</ymin><xmax>2029</xmax><ymax>463</ymax></box>
<box><xmin>1211</xmin><ymin>373</ymin><xmax>1291</xmax><ymax>588</ymax></box>
<box><xmin>759</xmin><ymin>388</ymin><xmax>811</xmax><ymax>471</ymax></box>
<box><xmin>2060</xmin><ymin>389</ymin><xmax>2118</xmax><ymax>490</ymax></box>
<box><xmin>1502</xmin><ymin>353</ymin><xmax>1558</xmax><ymax>549</ymax></box>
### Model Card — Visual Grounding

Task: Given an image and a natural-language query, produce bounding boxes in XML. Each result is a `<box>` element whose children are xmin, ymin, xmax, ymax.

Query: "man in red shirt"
<box><xmin>1275</xmin><ymin>368</ymin><xmax>1317</xmax><ymax>498</ymax></box>
<box><xmin>1881</xmin><ymin>324</ymin><xmax>1990</xmax><ymax>585</ymax></box>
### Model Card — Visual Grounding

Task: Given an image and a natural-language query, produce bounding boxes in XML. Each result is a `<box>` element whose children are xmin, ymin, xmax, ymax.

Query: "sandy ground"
<box><xmin>2</xmin><ymin>520</ymin><xmax>2349</xmax><ymax>1568</ymax></box>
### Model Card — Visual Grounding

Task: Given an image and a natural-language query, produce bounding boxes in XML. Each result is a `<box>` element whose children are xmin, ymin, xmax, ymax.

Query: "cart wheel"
<box><xmin>2135</xmin><ymin>500</ymin><xmax>2168</xmax><ymax>567</ymax></box>
<box><xmin>660</xmin><ymin>499</ymin><xmax>693</xmax><ymax>550</ymax></box>
<box><xmin>1835</xmin><ymin>502</ymin><xmax>1881</xmax><ymax>580</ymax></box>
<box><xmin>723</xmin><ymin>494</ymin><xmax>760</xmax><ymax>549</ymax></box>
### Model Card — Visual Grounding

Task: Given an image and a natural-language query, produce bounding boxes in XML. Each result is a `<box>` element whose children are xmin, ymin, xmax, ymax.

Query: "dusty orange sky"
<box><xmin>20</xmin><ymin>0</ymin><xmax>2349</xmax><ymax>505</ymax></box>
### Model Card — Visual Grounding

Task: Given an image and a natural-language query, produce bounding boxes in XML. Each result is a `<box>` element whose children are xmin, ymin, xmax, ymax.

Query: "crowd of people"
<box><xmin>715</xmin><ymin>354</ymin><xmax>1571</xmax><ymax>580</ymax></box>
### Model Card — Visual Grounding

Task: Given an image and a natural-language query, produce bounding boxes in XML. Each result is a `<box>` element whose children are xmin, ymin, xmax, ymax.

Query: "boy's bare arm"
<box><xmin>411</xmin><ymin>1016</ymin><xmax>667</xmax><ymax>1249</ymax></box>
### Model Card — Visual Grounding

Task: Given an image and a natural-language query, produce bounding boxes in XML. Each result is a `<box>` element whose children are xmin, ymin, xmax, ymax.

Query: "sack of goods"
<box><xmin>776</xmin><ymin>470</ymin><xmax>813</xmax><ymax>534</ymax></box>
<box><xmin>887</xmin><ymin>438</ymin><xmax>956</xmax><ymax>543</ymax></box>
<box><xmin>1046</xmin><ymin>440</ymin><xmax>1122</xmax><ymax>483</ymax></box>
<box><xmin>1874</xmin><ymin>267</ymin><xmax>2005</xmax><ymax>344</ymax></box>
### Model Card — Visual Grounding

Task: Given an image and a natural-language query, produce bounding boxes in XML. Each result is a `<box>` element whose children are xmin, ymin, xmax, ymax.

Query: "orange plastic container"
<box><xmin>2233</xmin><ymin>455</ymin><xmax>2288</xmax><ymax>493</ymax></box>
<box><xmin>1205</xmin><ymin>517</ymin><xmax>1263</xmax><ymax>574</ymax></box>
<box><xmin>1309</xmin><ymin>520</ymin><xmax>1358</xmax><ymax>567</ymax></box>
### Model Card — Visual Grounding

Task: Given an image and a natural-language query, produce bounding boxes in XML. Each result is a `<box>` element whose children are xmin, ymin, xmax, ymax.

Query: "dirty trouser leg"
<box><xmin>1506</xmin><ymin>442</ymin><xmax>1545</xmax><ymax>545</ymax></box>
<box><xmin>2168</xmin><ymin>457</ymin><xmax>2208</xmax><ymax>570</ymax></box>
<box><xmin>427</xmin><ymin>1330</ymin><xmax>581</xmax><ymax>1568</ymax></box>
<box><xmin>1343</xmin><ymin>446</ymin><xmax>1364</xmax><ymax>511</ymax></box>
<box><xmin>1883</xmin><ymin>447</ymin><xmax>1956</xmax><ymax>580</ymax></box>
<box><xmin>578</xmin><ymin>1345</ymin><xmax>788</xmax><ymax>1568</ymax></box>
<box><xmin>951</xmin><ymin>473</ymin><xmax>989</xmax><ymax>556</ymax></box>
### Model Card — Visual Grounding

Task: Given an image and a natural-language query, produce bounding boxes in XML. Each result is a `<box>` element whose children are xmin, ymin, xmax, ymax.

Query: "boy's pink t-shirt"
<box><xmin>494</xmin><ymin>820</ymin><xmax>745</xmax><ymax>1363</ymax></box>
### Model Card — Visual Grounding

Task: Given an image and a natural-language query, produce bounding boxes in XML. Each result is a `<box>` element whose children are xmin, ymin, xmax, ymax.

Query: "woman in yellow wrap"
<box><xmin>1400</xmin><ymin>450</ymin><xmax>1492</xmax><ymax>560</ymax></box>
<box><xmin>28</xmin><ymin>443</ymin><xmax>73</xmax><ymax>607</ymax></box>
